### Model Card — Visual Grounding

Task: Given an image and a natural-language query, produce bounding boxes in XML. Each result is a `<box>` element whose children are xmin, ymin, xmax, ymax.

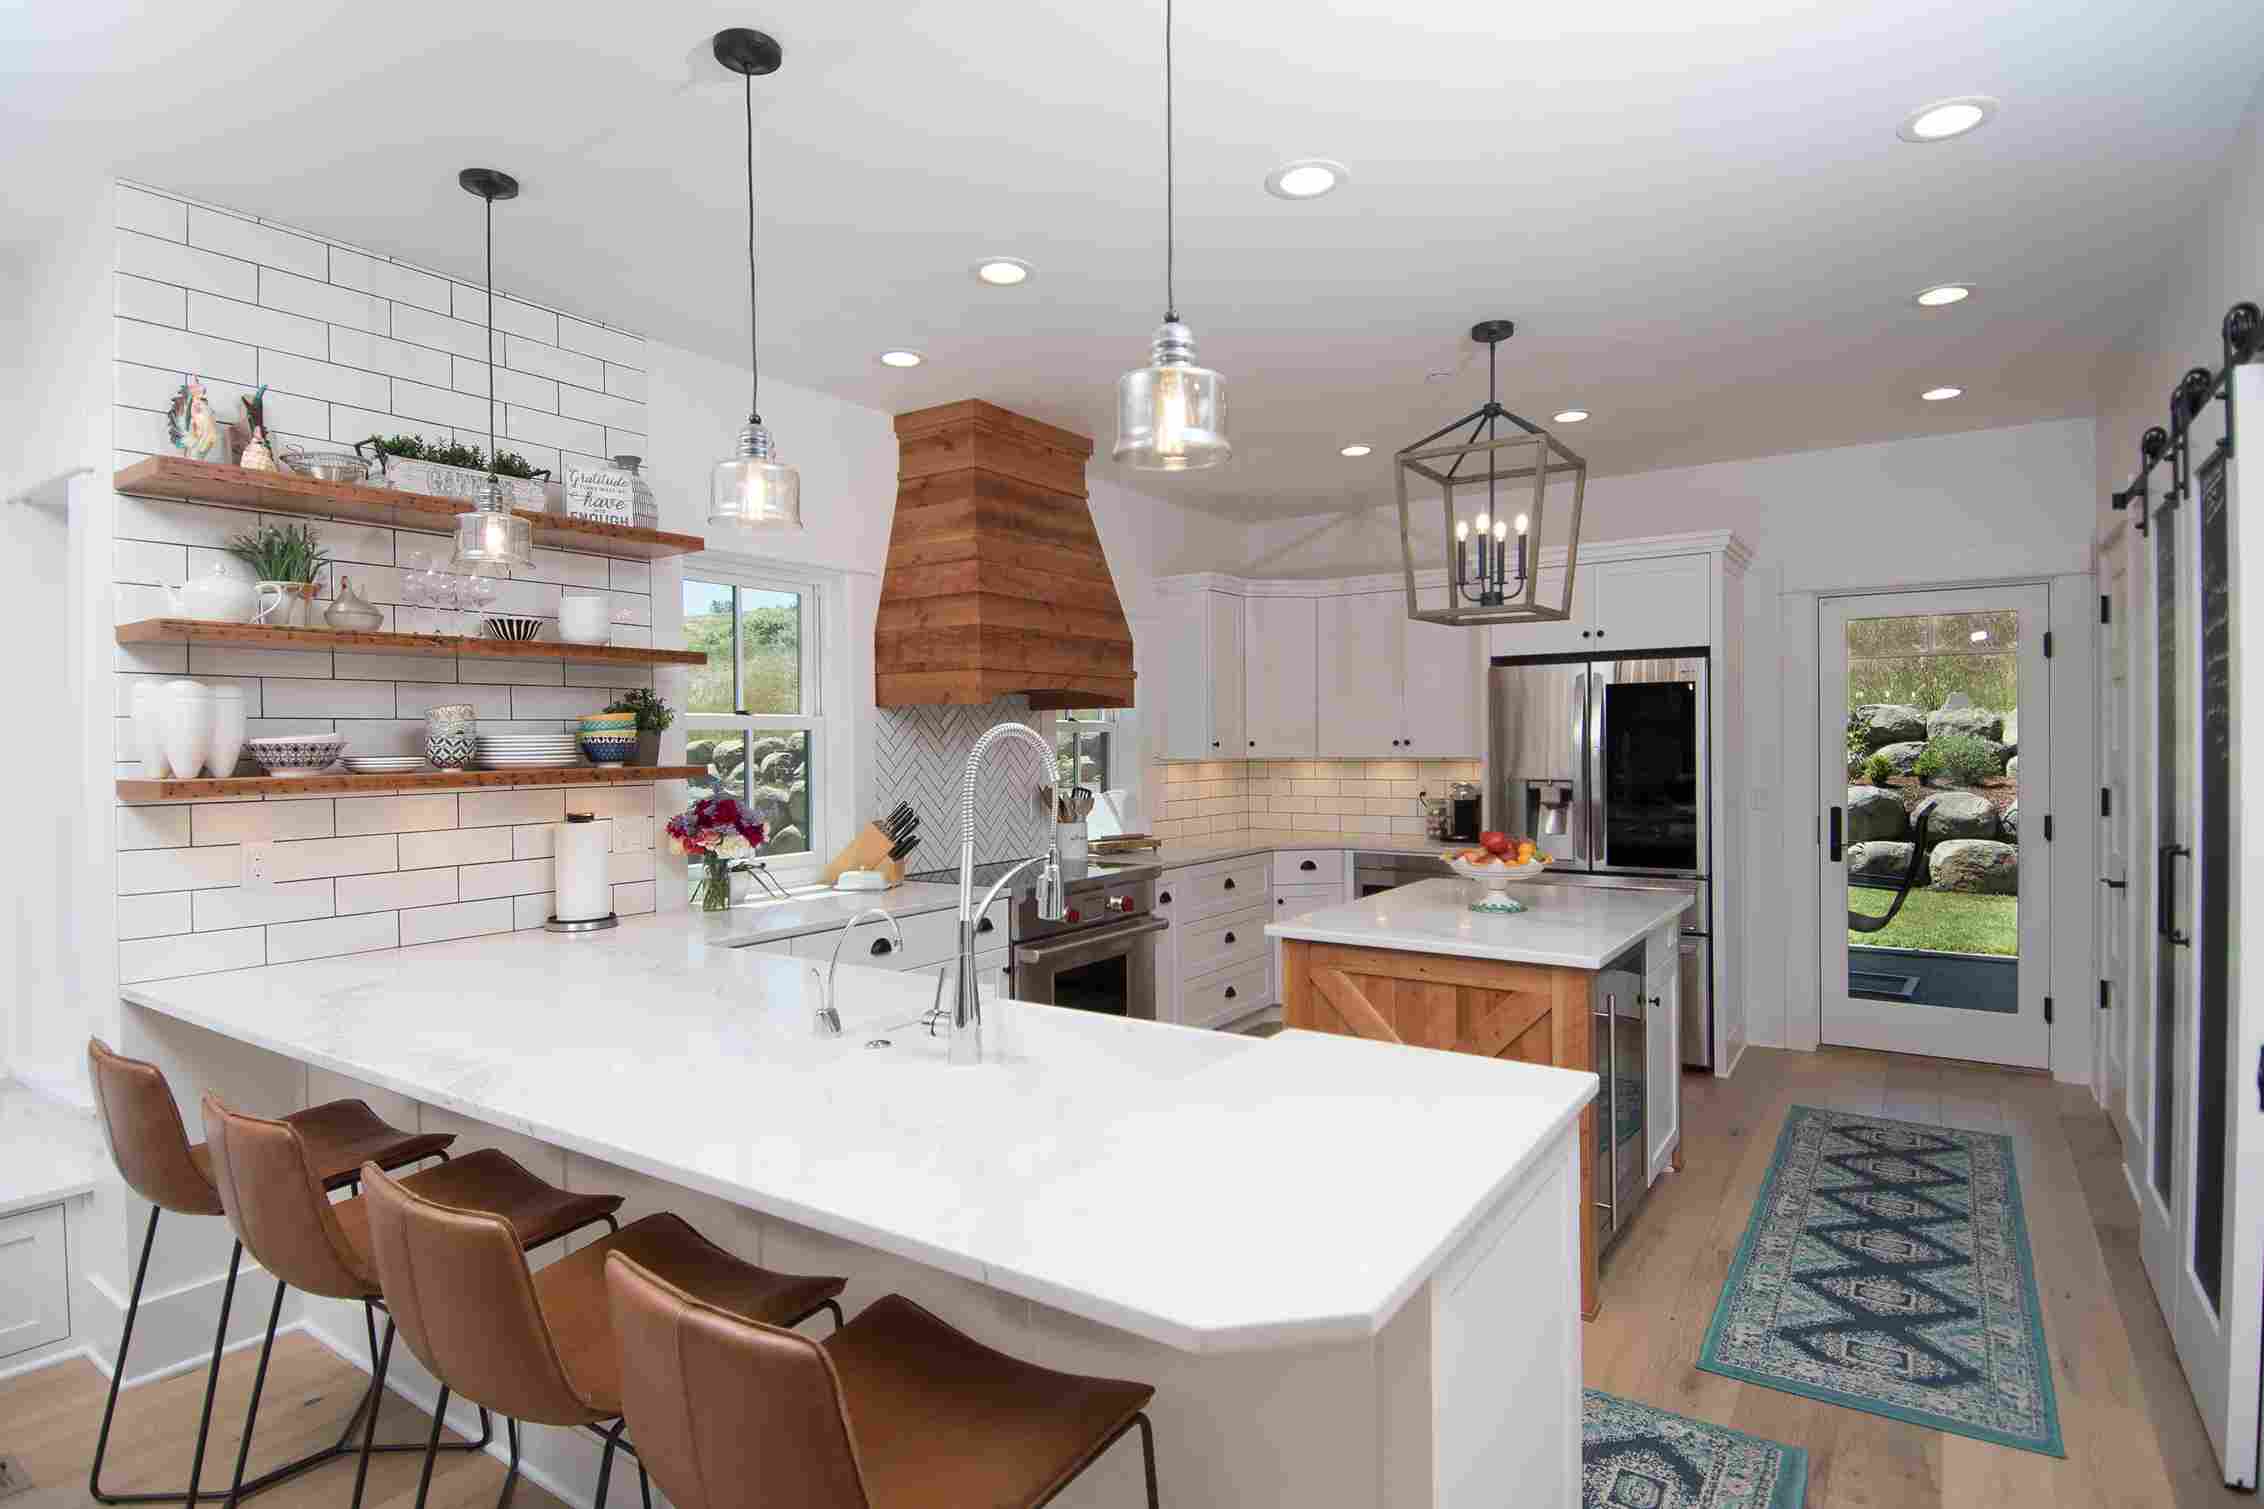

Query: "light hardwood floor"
<box><xmin>1588</xmin><ymin>1045</ymin><xmax>2245</xmax><ymax>1509</ymax></box>
<box><xmin>0</xmin><ymin>1332</ymin><xmax>565</xmax><ymax>1509</ymax></box>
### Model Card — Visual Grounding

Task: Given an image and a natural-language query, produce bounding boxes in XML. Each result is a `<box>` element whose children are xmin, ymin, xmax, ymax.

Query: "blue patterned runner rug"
<box><xmin>1582</xmin><ymin>1390</ymin><xmax>1808</xmax><ymax>1509</ymax></box>
<box><xmin>1698</xmin><ymin>1105</ymin><xmax>2063</xmax><ymax>1456</ymax></box>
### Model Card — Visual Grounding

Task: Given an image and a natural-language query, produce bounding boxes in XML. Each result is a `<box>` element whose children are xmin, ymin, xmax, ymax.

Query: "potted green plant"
<box><xmin>354</xmin><ymin>433</ymin><xmax>550</xmax><ymax>509</ymax></box>
<box><xmin>226</xmin><ymin>522</ymin><xmax>331</xmax><ymax>628</ymax></box>
<box><xmin>606</xmin><ymin>688</ymin><xmax>676</xmax><ymax>766</ymax></box>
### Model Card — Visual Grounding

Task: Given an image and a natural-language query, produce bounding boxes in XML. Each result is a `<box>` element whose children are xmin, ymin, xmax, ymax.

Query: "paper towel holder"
<box><xmin>545</xmin><ymin>813</ymin><xmax>621</xmax><ymax>934</ymax></box>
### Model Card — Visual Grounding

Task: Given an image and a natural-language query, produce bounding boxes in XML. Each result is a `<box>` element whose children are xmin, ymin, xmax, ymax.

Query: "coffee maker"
<box><xmin>1446</xmin><ymin>781</ymin><xmax>1482</xmax><ymax>842</ymax></box>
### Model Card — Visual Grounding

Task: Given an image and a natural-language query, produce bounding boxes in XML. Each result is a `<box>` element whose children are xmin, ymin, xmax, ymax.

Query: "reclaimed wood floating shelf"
<box><xmin>112</xmin><ymin>457</ymin><xmax>707</xmax><ymax>561</ymax></box>
<box><xmin>116</xmin><ymin>765</ymin><xmax>704</xmax><ymax>803</ymax></box>
<box><xmin>117</xmin><ymin>619</ymin><xmax>706</xmax><ymax>668</ymax></box>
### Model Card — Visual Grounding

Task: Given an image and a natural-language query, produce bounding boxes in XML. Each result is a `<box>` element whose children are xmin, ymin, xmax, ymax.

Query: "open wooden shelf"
<box><xmin>113</xmin><ymin>456</ymin><xmax>706</xmax><ymax>561</ymax></box>
<box><xmin>118</xmin><ymin>618</ymin><xmax>706</xmax><ymax>668</ymax></box>
<box><xmin>117</xmin><ymin>764</ymin><xmax>704</xmax><ymax>803</ymax></box>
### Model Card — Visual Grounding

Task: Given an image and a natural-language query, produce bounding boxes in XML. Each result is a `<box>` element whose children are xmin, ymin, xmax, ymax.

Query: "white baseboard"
<box><xmin>80</xmin><ymin>1257</ymin><xmax>306</xmax><ymax>1388</ymax></box>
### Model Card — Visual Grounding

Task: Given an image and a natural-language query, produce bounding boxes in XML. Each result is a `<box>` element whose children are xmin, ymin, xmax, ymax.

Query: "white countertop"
<box><xmin>0</xmin><ymin>1081</ymin><xmax>105</xmax><ymax>1218</ymax></box>
<box><xmin>1266</xmin><ymin>877</ymin><xmax>1689</xmax><ymax>971</ymax></box>
<box><xmin>694</xmin><ymin>881</ymin><xmax>971</xmax><ymax>948</ymax></box>
<box><xmin>1143</xmin><ymin>830</ymin><xmax>1448</xmax><ymax>868</ymax></box>
<box><xmin>124</xmin><ymin>916</ymin><xmax>1594</xmax><ymax>1353</ymax></box>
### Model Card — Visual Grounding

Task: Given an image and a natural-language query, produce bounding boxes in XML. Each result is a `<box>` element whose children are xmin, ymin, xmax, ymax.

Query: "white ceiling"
<box><xmin>8</xmin><ymin>0</ymin><xmax>2262</xmax><ymax>517</ymax></box>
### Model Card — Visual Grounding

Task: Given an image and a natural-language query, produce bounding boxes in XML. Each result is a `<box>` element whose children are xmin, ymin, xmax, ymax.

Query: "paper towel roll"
<box><xmin>553</xmin><ymin>815</ymin><xmax>614</xmax><ymax>922</ymax></box>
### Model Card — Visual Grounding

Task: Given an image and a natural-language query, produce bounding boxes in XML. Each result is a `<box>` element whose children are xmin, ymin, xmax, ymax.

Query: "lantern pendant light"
<box><xmin>708</xmin><ymin>26</ymin><xmax>803</xmax><ymax>530</ymax></box>
<box><xmin>1114</xmin><ymin>0</ymin><xmax>1229</xmax><ymax>471</ymax></box>
<box><xmin>450</xmin><ymin>168</ymin><xmax>535</xmax><ymax>575</ymax></box>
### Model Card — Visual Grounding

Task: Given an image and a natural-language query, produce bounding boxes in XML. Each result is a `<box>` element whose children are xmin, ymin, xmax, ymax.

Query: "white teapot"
<box><xmin>166</xmin><ymin>562</ymin><xmax>259</xmax><ymax>623</ymax></box>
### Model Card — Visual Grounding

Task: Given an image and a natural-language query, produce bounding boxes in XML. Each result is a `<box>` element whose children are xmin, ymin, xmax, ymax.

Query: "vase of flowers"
<box><xmin>669</xmin><ymin>795</ymin><xmax>767</xmax><ymax>912</ymax></box>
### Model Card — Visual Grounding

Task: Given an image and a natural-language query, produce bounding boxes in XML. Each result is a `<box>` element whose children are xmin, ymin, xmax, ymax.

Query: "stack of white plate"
<box><xmin>343</xmin><ymin>755</ymin><xmax>430</xmax><ymax>775</ymax></box>
<box><xmin>475</xmin><ymin>734</ymin><xmax>583</xmax><ymax>770</ymax></box>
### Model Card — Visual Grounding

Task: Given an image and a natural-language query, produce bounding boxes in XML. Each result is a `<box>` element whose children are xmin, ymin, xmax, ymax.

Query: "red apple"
<box><xmin>1480</xmin><ymin>830</ymin><xmax>1512</xmax><ymax>856</ymax></box>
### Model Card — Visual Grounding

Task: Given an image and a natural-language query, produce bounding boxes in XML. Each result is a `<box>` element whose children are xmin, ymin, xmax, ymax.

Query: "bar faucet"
<box><xmin>811</xmin><ymin>908</ymin><xmax>905</xmax><ymax>1038</ymax></box>
<box><xmin>949</xmin><ymin>722</ymin><xmax>1066</xmax><ymax>1066</ymax></box>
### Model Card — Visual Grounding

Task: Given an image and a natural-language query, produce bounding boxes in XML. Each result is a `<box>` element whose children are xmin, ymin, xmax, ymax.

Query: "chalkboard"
<box><xmin>2194</xmin><ymin>444</ymin><xmax>2230</xmax><ymax>1306</ymax></box>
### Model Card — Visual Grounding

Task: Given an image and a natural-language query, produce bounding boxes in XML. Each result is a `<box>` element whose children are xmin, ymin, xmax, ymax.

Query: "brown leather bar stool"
<box><xmin>358</xmin><ymin>1159</ymin><xmax>849</xmax><ymax>1509</ymax></box>
<box><xmin>83</xmin><ymin>1038</ymin><xmax>456</xmax><ymax>1507</ymax></box>
<box><xmin>606</xmin><ymin>1253</ymin><xmax>1161</xmax><ymax>1509</ymax></box>
<box><xmin>199</xmin><ymin>1096</ymin><xmax>625</xmax><ymax>1509</ymax></box>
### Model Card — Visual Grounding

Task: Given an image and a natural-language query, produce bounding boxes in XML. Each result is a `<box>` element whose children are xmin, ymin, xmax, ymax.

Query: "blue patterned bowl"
<box><xmin>578</xmin><ymin>732</ymin><xmax>636</xmax><ymax>767</ymax></box>
<box><xmin>425</xmin><ymin>729</ymin><xmax>478</xmax><ymax>770</ymax></box>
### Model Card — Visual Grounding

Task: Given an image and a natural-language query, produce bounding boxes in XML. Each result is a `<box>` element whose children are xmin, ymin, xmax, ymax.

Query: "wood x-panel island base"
<box><xmin>1283</xmin><ymin>939</ymin><xmax>1676</xmax><ymax>1320</ymax></box>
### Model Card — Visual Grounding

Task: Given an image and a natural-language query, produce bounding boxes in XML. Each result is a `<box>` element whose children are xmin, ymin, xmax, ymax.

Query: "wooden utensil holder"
<box><xmin>819</xmin><ymin>823</ymin><xmax>907</xmax><ymax>887</ymax></box>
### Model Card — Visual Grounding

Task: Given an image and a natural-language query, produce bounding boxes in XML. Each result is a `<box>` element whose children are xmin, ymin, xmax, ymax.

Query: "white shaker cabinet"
<box><xmin>1486</xmin><ymin>563</ymin><xmax>1592</xmax><ymax>658</ymax></box>
<box><xmin>1243</xmin><ymin>596</ymin><xmax>1318</xmax><ymax>756</ymax></box>
<box><xmin>1317</xmin><ymin>592</ymin><xmax>1403</xmax><ymax>755</ymax></box>
<box><xmin>1588</xmin><ymin>553</ymin><xmax>1710</xmax><ymax>654</ymax></box>
<box><xmin>1158</xmin><ymin>587</ymin><xmax>1247</xmax><ymax>759</ymax></box>
<box><xmin>1399</xmin><ymin>613</ymin><xmax>1483</xmax><ymax>756</ymax></box>
<box><xmin>1644</xmin><ymin>922</ymin><xmax>1682</xmax><ymax>1183</ymax></box>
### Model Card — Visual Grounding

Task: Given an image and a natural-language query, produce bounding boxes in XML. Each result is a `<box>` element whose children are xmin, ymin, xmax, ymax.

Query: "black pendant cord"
<box><xmin>1162</xmin><ymin>0</ymin><xmax>1176</xmax><ymax>324</ymax></box>
<box><xmin>745</xmin><ymin>68</ymin><xmax>762</xmax><ymax>426</ymax></box>
<box><xmin>483</xmin><ymin>193</ymin><xmax>498</xmax><ymax>476</ymax></box>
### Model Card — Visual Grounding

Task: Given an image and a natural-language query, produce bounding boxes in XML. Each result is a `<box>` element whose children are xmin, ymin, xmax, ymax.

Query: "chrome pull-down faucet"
<box><xmin>950</xmin><ymin>722</ymin><xmax>1066</xmax><ymax>1066</ymax></box>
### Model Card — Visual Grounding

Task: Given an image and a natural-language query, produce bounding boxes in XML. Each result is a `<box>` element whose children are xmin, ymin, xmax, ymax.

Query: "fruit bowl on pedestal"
<box><xmin>1445</xmin><ymin>852</ymin><xmax>1549</xmax><ymax>913</ymax></box>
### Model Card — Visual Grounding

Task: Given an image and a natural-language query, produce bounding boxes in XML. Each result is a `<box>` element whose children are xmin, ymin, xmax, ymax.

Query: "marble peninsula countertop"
<box><xmin>1266</xmin><ymin>877</ymin><xmax>1690</xmax><ymax>971</ymax></box>
<box><xmin>693</xmin><ymin>880</ymin><xmax>972</xmax><ymax>948</ymax></box>
<box><xmin>123</xmin><ymin>914</ymin><xmax>1593</xmax><ymax>1353</ymax></box>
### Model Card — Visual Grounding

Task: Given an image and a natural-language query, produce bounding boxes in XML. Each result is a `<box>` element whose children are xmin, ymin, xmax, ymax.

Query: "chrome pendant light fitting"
<box><xmin>708</xmin><ymin>25</ymin><xmax>803</xmax><ymax>530</ymax></box>
<box><xmin>1114</xmin><ymin>0</ymin><xmax>1229</xmax><ymax>471</ymax></box>
<box><xmin>449</xmin><ymin>167</ymin><xmax>535</xmax><ymax>575</ymax></box>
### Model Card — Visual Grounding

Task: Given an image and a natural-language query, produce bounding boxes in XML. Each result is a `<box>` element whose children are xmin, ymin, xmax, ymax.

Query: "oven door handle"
<box><xmin>1013</xmin><ymin>915</ymin><xmax>1170</xmax><ymax>967</ymax></box>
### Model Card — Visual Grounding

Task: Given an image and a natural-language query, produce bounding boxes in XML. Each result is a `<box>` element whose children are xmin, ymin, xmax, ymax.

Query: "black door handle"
<box><xmin>870</xmin><ymin>938</ymin><xmax>893</xmax><ymax>956</ymax></box>
<box><xmin>1299</xmin><ymin>859</ymin><xmax>1317</xmax><ymax>871</ymax></box>
<box><xmin>2164</xmin><ymin>844</ymin><xmax>2192</xmax><ymax>945</ymax></box>
<box><xmin>2100</xmin><ymin>877</ymin><xmax>2127</xmax><ymax>891</ymax></box>
<box><xmin>1827</xmin><ymin>807</ymin><xmax>1843</xmax><ymax>862</ymax></box>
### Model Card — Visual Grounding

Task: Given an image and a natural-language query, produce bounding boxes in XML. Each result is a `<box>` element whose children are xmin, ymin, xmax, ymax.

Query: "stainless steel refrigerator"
<box><xmin>1487</xmin><ymin>652</ymin><xmax>1715</xmax><ymax>1068</ymax></box>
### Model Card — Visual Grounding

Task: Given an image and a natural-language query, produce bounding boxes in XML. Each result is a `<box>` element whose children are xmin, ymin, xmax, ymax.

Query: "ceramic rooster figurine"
<box><xmin>166</xmin><ymin>376</ymin><xmax>223</xmax><ymax>461</ymax></box>
<box><xmin>238</xmin><ymin>383</ymin><xmax>279</xmax><ymax>471</ymax></box>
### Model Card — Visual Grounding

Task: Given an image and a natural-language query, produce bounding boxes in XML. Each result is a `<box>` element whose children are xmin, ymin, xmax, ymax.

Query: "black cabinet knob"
<box><xmin>1299</xmin><ymin>859</ymin><xmax>1317</xmax><ymax>871</ymax></box>
<box><xmin>1580</xmin><ymin>630</ymin><xmax>1591</xmax><ymax>639</ymax></box>
<box><xmin>1249</xmin><ymin>740</ymin><xmax>1256</xmax><ymax>747</ymax></box>
<box><xmin>870</xmin><ymin>938</ymin><xmax>893</xmax><ymax>956</ymax></box>
<box><xmin>1211</xmin><ymin>740</ymin><xmax>1220</xmax><ymax>749</ymax></box>
<box><xmin>976</xmin><ymin>916</ymin><xmax>994</xmax><ymax>934</ymax></box>
<box><xmin>1159</xmin><ymin>890</ymin><xmax>1172</xmax><ymax>904</ymax></box>
<box><xmin>1596</xmin><ymin>629</ymin><xmax>1606</xmax><ymax>638</ymax></box>
<box><xmin>1224</xmin><ymin>986</ymin><xmax>1238</xmax><ymax>1000</ymax></box>
<box><xmin>1224</xmin><ymin>931</ymin><xmax>1236</xmax><ymax>944</ymax></box>
<box><xmin>1223</xmin><ymin>877</ymin><xmax>1236</xmax><ymax>891</ymax></box>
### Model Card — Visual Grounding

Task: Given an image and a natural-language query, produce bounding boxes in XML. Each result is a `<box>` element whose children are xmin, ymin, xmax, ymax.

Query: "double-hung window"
<box><xmin>1054</xmin><ymin>709</ymin><xmax>1116</xmax><ymax>790</ymax></box>
<box><xmin>682</xmin><ymin>565</ymin><xmax>825</xmax><ymax>870</ymax></box>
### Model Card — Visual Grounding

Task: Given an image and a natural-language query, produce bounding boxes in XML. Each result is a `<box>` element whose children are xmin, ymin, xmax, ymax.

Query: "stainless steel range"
<box><xmin>905</xmin><ymin>858</ymin><xmax>1167</xmax><ymax>1019</ymax></box>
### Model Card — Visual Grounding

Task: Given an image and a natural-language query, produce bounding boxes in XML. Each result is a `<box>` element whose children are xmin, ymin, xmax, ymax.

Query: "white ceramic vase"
<box><xmin>131</xmin><ymin>681</ymin><xmax>169</xmax><ymax>775</ymax></box>
<box><xmin>558</xmin><ymin>592</ymin><xmax>610</xmax><ymax>645</ymax></box>
<box><xmin>160</xmin><ymin>681</ymin><xmax>216</xmax><ymax>779</ymax></box>
<box><xmin>208</xmin><ymin>685</ymin><xmax>247</xmax><ymax>778</ymax></box>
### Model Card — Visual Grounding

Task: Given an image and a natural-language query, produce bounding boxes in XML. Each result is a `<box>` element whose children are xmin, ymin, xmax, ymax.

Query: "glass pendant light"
<box><xmin>450</xmin><ymin>168</ymin><xmax>535</xmax><ymax>575</ymax></box>
<box><xmin>709</xmin><ymin>27</ymin><xmax>803</xmax><ymax>530</ymax></box>
<box><xmin>1114</xmin><ymin>0</ymin><xmax>1229</xmax><ymax>471</ymax></box>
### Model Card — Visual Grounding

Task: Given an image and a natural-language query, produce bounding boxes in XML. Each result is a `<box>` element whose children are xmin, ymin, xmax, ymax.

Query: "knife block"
<box><xmin>819</xmin><ymin>823</ymin><xmax>907</xmax><ymax>888</ymax></box>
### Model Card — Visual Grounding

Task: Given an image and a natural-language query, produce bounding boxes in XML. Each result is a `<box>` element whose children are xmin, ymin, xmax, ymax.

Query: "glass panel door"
<box><xmin>1818</xmin><ymin>585</ymin><xmax>2049</xmax><ymax>1068</ymax></box>
<box><xmin>1591</xmin><ymin>656</ymin><xmax>1706</xmax><ymax>874</ymax></box>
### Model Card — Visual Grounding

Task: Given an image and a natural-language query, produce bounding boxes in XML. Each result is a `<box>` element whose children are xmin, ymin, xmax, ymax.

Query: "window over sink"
<box><xmin>682</xmin><ymin>565</ymin><xmax>825</xmax><ymax>871</ymax></box>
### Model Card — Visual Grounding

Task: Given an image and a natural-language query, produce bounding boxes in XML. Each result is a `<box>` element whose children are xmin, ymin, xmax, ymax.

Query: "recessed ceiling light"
<box><xmin>1921</xmin><ymin>386</ymin><xmax>1964</xmax><ymax>401</ymax></box>
<box><xmin>878</xmin><ymin>349</ymin><xmax>923</xmax><ymax>368</ymax></box>
<box><xmin>1339</xmin><ymin>443</ymin><xmax>1372</xmax><ymax>457</ymax></box>
<box><xmin>1914</xmin><ymin>283</ymin><xmax>1973</xmax><ymax>308</ymax></box>
<box><xmin>1265</xmin><ymin>158</ymin><xmax>1348</xmax><ymax>200</ymax></box>
<box><xmin>1897</xmin><ymin>95</ymin><xmax>1999</xmax><ymax>143</ymax></box>
<box><xmin>973</xmin><ymin>257</ymin><xmax>1032</xmax><ymax>286</ymax></box>
<box><xmin>1553</xmin><ymin>409</ymin><xmax>1590</xmax><ymax>424</ymax></box>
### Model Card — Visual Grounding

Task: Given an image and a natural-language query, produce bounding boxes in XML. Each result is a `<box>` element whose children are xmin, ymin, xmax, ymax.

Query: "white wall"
<box><xmin>1239</xmin><ymin>417</ymin><xmax>2101</xmax><ymax>1062</ymax></box>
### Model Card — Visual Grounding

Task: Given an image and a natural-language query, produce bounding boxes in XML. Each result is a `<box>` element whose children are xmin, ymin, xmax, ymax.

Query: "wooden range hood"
<box><xmin>876</xmin><ymin>400</ymin><xmax>1134</xmax><ymax>710</ymax></box>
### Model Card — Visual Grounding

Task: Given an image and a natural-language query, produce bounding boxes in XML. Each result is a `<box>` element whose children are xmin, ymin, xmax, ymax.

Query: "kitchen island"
<box><xmin>122</xmin><ymin>912</ymin><xmax>1594</xmax><ymax>1508</ymax></box>
<box><xmin>1268</xmin><ymin>877</ymin><xmax>1692</xmax><ymax>1319</ymax></box>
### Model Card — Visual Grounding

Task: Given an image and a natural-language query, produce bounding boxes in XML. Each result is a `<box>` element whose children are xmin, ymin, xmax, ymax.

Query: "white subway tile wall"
<box><xmin>111</xmin><ymin>183</ymin><xmax>668</xmax><ymax>982</ymax></box>
<box><xmin>1151</xmin><ymin>758</ymin><xmax>1482</xmax><ymax>839</ymax></box>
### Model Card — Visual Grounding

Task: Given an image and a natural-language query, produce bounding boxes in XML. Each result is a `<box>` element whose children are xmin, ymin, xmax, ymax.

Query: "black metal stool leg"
<box><xmin>496</xmin><ymin>1418</ymin><xmax>522</xmax><ymax>1509</ymax></box>
<box><xmin>592</xmin><ymin>1421</ymin><xmax>625</xmax><ymax>1509</ymax></box>
<box><xmin>348</xmin><ymin>1315</ymin><xmax>396</xmax><ymax>1509</ymax></box>
<box><xmin>219</xmin><ymin>1279</ymin><xmax>288</xmax><ymax>1509</ymax></box>
<box><xmin>411</xmin><ymin>1385</ymin><xmax>452</xmax><ymax>1509</ymax></box>
<box><xmin>181</xmin><ymin>1241</ymin><xmax>243</xmax><ymax>1509</ymax></box>
<box><xmin>1137</xmin><ymin>1413</ymin><xmax>1160</xmax><ymax>1509</ymax></box>
<box><xmin>89</xmin><ymin>1206</ymin><xmax>162</xmax><ymax>1503</ymax></box>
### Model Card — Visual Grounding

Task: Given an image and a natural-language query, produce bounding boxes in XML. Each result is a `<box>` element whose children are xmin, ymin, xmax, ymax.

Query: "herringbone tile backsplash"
<box><xmin>868</xmin><ymin>697</ymin><xmax>1054</xmax><ymax>870</ymax></box>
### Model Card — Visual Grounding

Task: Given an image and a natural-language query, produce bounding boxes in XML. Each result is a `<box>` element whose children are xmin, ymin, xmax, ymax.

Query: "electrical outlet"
<box><xmin>242</xmin><ymin>841</ymin><xmax>275</xmax><ymax>892</ymax></box>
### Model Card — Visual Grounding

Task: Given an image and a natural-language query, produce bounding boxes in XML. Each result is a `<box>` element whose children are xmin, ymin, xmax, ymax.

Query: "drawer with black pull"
<box><xmin>1179</xmin><ymin>956</ymin><xmax>1271</xmax><ymax>1031</ymax></box>
<box><xmin>1177</xmin><ymin>902</ymin><xmax>1269</xmax><ymax>978</ymax></box>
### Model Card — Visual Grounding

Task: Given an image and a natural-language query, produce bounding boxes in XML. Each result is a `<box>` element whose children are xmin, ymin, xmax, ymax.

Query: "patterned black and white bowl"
<box><xmin>482</xmin><ymin>615</ymin><xmax>544</xmax><ymax>641</ymax></box>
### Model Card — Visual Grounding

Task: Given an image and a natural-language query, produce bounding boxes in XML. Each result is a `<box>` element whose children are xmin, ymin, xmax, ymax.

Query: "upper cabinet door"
<box><xmin>1317</xmin><ymin>592</ymin><xmax>1403</xmax><ymax>756</ymax></box>
<box><xmin>1243</xmin><ymin>596</ymin><xmax>1318</xmax><ymax>756</ymax></box>
<box><xmin>1485</xmin><ymin>562</ymin><xmax>1593</xmax><ymax>658</ymax></box>
<box><xmin>1207</xmin><ymin>589</ymin><xmax>1247</xmax><ymax>756</ymax></box>
<box><xmin>1400</xmin><ymin>615</ymin><xmax>1483</xmax><ymax>756</ymax></box>
<box><xmin>1588</xmin><ymin>554</ymin><xmax>1710</xmax><ymax>653</ymax></box>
